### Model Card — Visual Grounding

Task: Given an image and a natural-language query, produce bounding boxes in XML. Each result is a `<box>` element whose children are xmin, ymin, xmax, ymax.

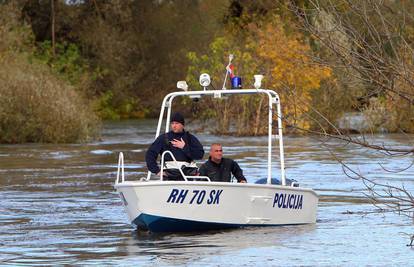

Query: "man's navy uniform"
<box><xmin>145</xmin><ymin>113</ymin><xmax>204</xmax><ymax>177</ymax></box>
<box><xmin>199</xmin><ymin>157</ymin><xmax>246</xmax><ymax>182</ymax></box>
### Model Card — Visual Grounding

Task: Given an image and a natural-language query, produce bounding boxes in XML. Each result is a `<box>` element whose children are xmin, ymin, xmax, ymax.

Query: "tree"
<box><xmin>21</xmin><ymin>0</ymin><xmax>229</xmax><ymax>119</ymax></box>
<box><xmin>289</xmin><ymin>0</ymin><xmax>414</xmax><ymax>245</ymax></box>
<box><xmin>0</xmin><ymin>1</ymin><xmax>99</xmax><ymax>143</ymax></box>
<box><xmin>254</xmin><ymin>15</ymin><xmax>332</xmax><ymax>130</ymax></box>
<box><xmin>186</xmin><ymin>12</ymin><xmax>332</xmax><ymax>134</ymax></box>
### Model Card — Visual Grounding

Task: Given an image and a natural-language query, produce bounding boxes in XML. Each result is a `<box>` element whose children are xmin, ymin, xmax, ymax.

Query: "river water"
<box><xmin>1</xmin><ymin>120</ymin><xmax>413</xmax><ymax>266</ymax></box>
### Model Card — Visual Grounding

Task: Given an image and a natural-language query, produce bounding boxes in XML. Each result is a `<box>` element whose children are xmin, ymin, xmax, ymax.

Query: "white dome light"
<box><xmin>199</xmin><ymin>73</ymin><xmax>211</xmax><ymax>88</ymax></box>
<box><xmin>254</xmin><ymin>75</ymin><xmax>264</xmax><ymax>89</ymax></box>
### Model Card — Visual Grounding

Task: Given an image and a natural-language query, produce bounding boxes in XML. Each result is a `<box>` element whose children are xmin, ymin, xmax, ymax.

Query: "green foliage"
<box><xmin>93</xmin><ymin>91</ymin><xmax>121</xmax><ymax>120</ymax></box>
<box><xmin>93</xmin><ymin>91</ymin><xmax>150</xmax><ymax>120</ymax></box>
<box><xmin>32</xmin><ymin>40</ymin><xmax>88</xmax><ymax>85</ymax></box>
<box><xmin>186</xmin><ymin>36</ymin><xmax>267</xmax><ymax>135</ymax></box>
<box><xmin>187</xmin><ymin>37</ymin><xmax>258</xmax><ymax>89</ymax></box>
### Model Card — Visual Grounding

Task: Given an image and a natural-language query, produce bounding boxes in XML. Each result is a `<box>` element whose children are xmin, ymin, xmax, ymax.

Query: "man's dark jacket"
<box><xmin>199</xmin><ymin>157</ymin><xmax>246</xmax><ymax>182</ymax></box>
<box><xmin>145</xmin><ymin>130</ymin><xmax>204</xmax><ymax>174</ymax></box>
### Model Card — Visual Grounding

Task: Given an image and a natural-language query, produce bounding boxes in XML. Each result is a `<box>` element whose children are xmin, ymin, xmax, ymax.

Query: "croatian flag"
<box><xmin>226</xmin><ymin>64</ymin><xmax>235</xmax><ymax>78</ymax></box>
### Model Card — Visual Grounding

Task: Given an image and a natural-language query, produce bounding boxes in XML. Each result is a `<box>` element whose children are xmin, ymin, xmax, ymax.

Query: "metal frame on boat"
<box><xmin>114</xmin><ymin>87</ymin><xmax>318</xmax><ymax>232</ymax></box>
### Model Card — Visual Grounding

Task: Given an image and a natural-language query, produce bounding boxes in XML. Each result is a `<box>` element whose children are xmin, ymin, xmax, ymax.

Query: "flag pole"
<box><xmin>222</xmin><ymin>54</ymin><xmax>234</xmax><ymax>90</ymax></box>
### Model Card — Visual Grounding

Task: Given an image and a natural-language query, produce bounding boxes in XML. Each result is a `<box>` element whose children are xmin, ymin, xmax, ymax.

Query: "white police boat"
<box><xmin>114</xmin><ymin>75</ymin><xmax>318</xmax><ymax>232</ymax></box>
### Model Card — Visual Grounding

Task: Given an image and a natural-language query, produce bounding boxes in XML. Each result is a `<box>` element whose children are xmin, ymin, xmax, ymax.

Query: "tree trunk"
<box><xmin>51</xmin><ymin>0</ymin><xmax>55</xmax><ymax>57</ymax></box>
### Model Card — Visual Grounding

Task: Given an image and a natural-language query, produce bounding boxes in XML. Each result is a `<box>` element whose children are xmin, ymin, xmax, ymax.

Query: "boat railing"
<box><xmin>116</xmin><ymin>152</ymin><xmax>125</xmax><ymax>184</ymax></box>
<box><xmin>148</xmin><ymin>89</ymin><xmax>286</xmax><ymax>186</ymax></box>
<box><xmin>159</xmin><ymin>150</ymin><xmax>211</xmax><ymax>182</ymax></box>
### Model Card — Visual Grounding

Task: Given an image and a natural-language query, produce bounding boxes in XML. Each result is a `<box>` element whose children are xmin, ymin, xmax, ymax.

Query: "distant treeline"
<box><xmin>0</xmin><ymin>0</ymin><xmax>413</xmax><ymax>143</ymax></box>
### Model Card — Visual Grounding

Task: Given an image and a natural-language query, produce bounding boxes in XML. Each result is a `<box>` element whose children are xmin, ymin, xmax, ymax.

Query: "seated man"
<box><xmin>145</xmin><ymin>112</ymin><xmax>204</xmax><ymax>180</ymax></box>
<box><xmin>199</xmin><ymin>143</ymin><xmax>247</xmax><ymax>183</ymax></box>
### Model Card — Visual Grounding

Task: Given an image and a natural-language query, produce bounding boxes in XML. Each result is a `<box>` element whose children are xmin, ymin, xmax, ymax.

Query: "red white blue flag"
<box><xmin>226</xmin><ymin>64</ymin><xmax>235</xmax><ymax>78</ymax></box>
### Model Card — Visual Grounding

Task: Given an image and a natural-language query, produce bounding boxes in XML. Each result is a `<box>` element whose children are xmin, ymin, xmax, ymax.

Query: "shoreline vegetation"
<box><xmin>0</xmin><ymin>2</ymin><xmax>99</xmax><ymax>143</ymax></box>
<box><xmin>1</xmin><ymin>1</ymin><xmax>413</xmax><ymax>143</ymax></box>
<box><xmin>0</xmin><ymin>53</ymin><xmax>100</xmax><ymax>143</ymax></box>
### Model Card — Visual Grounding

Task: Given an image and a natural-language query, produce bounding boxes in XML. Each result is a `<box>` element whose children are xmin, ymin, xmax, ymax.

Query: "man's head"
<box><xmin>209</xmin><ymin>143</ymin><xmax>223</xmax><ymax>163</ymax></box>
<box><xmin>170</xmin><ymin>112</ymin><xmax>185</xmax><ymax>133</ymax></box>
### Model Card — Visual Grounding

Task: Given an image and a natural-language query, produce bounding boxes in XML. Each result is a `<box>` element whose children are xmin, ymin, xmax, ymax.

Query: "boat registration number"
<box><xmin>166</xmin><ymin>189</ymin><xmax>223</xmax><ymax>205</ymax></box>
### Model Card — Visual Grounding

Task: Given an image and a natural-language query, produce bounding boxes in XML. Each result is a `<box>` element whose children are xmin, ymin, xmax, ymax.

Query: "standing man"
<box><xmin>199</xmin><ymin>143</ymin><xmax>247</xmax><ymax>183</ymax></box>
<box><xmin>145</xmin><ymin>112</ymin><xmax>204</xmax><ymax>180</ymax></box>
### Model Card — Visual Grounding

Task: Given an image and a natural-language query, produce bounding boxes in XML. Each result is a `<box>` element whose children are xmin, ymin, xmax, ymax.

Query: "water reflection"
<box><xmin>122</xmin><ymin>225</ymin><xmax>316</xmax><ymax>265</ymax></box>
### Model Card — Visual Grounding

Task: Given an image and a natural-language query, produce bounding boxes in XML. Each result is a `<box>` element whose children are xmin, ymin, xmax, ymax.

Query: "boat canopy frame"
<box><xmin>146</xmin><ymin>88</ymin><xmax>287</xmax><ymax>186</ymax></box>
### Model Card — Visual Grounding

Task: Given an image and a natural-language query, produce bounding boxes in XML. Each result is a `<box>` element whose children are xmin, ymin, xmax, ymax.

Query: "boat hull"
<box><xmin>115</xmin><ymin>181</ymin><xmax>318</xmax><ymax>232</ymax></box>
